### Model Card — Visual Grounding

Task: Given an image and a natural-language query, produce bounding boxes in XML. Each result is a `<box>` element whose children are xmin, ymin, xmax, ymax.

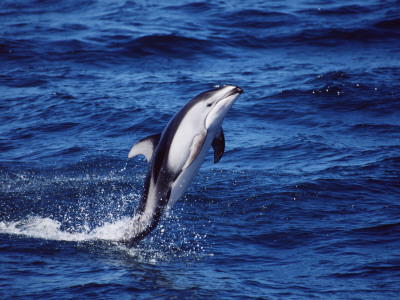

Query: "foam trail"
<box><xmin>0</xmin><ymin>216</ymin><xmax>130</xmax><ymax>242</ymax></box>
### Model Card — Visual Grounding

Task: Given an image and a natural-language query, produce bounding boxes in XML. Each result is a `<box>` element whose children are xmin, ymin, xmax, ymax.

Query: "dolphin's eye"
<box><xmin>206</xmin><ymin>103</ymin><xmax>212</xmax><ymax>107</ymax></box>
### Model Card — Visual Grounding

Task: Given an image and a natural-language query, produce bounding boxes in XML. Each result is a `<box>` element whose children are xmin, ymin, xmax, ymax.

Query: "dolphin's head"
<box><xmin>190</xmin><ymin>85</ymin><xmax>243</xmax><ymax>130</ymax></box>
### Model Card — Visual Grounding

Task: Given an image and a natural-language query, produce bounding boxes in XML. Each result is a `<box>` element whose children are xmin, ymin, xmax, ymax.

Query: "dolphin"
<box><xmin>121</xmin><ymin>85</ymin><xmax>243</xmax><ymax>245</ymax></box>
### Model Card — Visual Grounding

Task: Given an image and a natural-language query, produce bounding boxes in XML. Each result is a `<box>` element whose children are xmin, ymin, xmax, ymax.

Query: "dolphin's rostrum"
<box><xmin>121</xmin><ymin>85</ymin><xmax>242</xmax><ymax>245</ymax></box>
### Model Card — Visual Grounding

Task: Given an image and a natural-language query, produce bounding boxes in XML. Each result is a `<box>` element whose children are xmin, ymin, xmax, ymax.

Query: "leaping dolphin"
<box><xmin>121</xmin><ymin>85</ymin><xmax>243</xmax><ymax>245</ymax></box>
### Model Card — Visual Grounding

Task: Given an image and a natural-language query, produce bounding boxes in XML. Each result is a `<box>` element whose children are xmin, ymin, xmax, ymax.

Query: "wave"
<box><xmin>2</xmin><ymin>2</ymin><xmax>398</xmax><ymax>67</ymax></box>
<box><xmin>293</xmin><ymin>27</ymin><xmax>397</xmax><ymax>45</ymax></box>
<box><xmin>375</xmin><ymin>18</ymin><xmax>400</xmax><ymax>30</ymax></box>
<box><xmin>212</xmin><ymin>9</ymin><xmax>298</xmax><ymax>29</ymax></box>
<box><xmin>165</xmin><ymin>2</ymin><xmax>214</xmax><ymax>13</ymax></box>
<box><xmin>225</xmin><ymin>26</ymin><xmax>398</xmax><ymax>49</ymax></box>
<box><xmin>1</xmin><ymin>34</ymin><xmax>222</xmax><ymax>67</ymax></box>
<box><xmin>352</xmin><ymin>222</ymin><xmax>400</xmax><ymax>235</ymax></box>
<box><xmin>300</xmin><ymin>4</ymin><xmax>374</xmax><ymax>16</ymax></box>
<box><xmin>112</xmin><ymin>34</ymin><xmax>221</xmax><ymax>58</ymax></box>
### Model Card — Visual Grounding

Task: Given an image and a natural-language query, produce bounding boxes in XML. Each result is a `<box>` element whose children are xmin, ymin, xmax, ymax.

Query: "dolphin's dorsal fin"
<box><xmin>128</xmin><ymin>133</ymin><xmax>162</xmax><ymax>163</ymax></box>
<box><xmin>212</xmin><ymin>127</ymin><xmax>225</xmax><ymax>163</ymax></box>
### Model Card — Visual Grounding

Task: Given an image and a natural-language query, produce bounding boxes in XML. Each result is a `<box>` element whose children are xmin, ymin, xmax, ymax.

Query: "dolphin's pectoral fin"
<box><xmin>128</xmin><ymin>133</ymin><xmax>162</xmax><ymax>162</ymax></box>
<box><xmin>212</xmin><ymin>127</ymin><xmax>225</xmax><ymax>163</ymax></box>
<box><xmin>182</xmin><ymin>130</ymin><xmax>207</xmax><ymax>170</ymax></box>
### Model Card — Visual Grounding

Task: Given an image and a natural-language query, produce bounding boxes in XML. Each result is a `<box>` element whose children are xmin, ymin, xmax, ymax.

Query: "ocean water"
<box><xmin>1</xmin><ymin>0</ymin><xmax>400</xmax><ymax>298</ymax></box>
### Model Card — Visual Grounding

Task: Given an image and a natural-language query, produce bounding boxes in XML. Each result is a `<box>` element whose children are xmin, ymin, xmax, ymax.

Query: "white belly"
<box><xmin>167</xmin><ymin>132</ymin><xmax>214</xmax><ymax>209</ymax></box>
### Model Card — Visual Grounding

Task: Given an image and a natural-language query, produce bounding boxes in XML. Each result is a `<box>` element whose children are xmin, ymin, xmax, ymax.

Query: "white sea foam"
<box><xmin>0</xmin><ymin>210</ymin><xmax>208</xmax><ymax>263</ymax></box>
<box><xmin>0</xmin><ymin>216</ymin><xmax>130</xmax><ymax>242</ymax></box>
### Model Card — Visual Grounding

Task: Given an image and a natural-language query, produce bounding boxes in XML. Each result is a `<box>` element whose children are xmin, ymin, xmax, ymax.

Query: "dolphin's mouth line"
<box><xmin>223</xmin><ymin>86</ymin><xmax>243</xmax><ymax>99</ymax></box>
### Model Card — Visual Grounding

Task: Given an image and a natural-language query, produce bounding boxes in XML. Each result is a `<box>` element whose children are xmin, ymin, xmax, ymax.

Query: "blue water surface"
<box><xmin>1</xmin><ymin>0</ymin><xmax>400</xmax><ymax>298</ymax></box>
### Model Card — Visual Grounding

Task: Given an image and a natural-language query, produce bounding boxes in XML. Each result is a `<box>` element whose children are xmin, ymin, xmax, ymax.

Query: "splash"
<box><xmin>0</xmin><ymin>215</ymin><xmax>129</xmax><ymax>242</ymax></box>
<box><xmin>0</xmin><ymin>164</ymin><xmax>210</xmax><ymax>263</ymax></box>
<box><xmin>0</xmin><ymin>212</ymin><xmax>210</xmax><ymax>263</ymax></box>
